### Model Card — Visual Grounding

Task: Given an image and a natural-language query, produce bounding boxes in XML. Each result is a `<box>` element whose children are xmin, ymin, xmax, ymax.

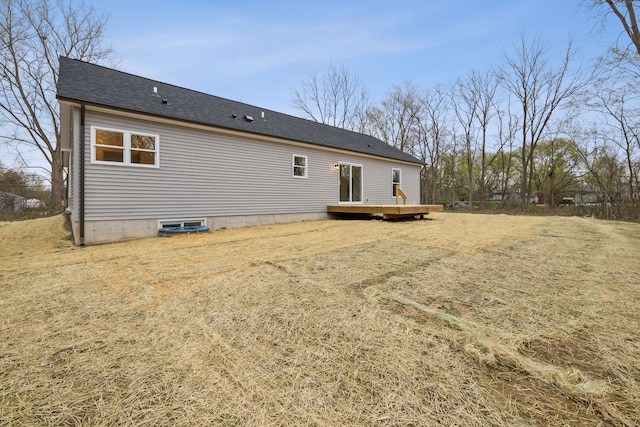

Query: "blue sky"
<box><xmin>1</xmin><ymin>0</ymin><xmax>623</xmax><ymax>173</ymax></box>
<box><xmin>103</xmin><ymin>0</ymin><xmax>617</xmax><ymax>114</ymax></box>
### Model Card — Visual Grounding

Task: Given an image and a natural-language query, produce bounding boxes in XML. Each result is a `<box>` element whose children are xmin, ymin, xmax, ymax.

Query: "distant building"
<box><xmin>487</xmin><ymin>189</ymin><xmax>536</xmax><ymax>204</ymax></box>
<box><xmin>24</xmin><ymin>199</ymin><xmax>45</xmax><ymax>210</ymax></box>
<box><xmin>0</xmin><ymin>192</ymin><xmax>24</xmax><ymax>213</ymax></box>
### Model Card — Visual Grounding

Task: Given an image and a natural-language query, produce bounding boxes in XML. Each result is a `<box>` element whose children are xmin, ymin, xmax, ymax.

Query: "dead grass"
<box><xmin>1</xmin><ymin>213</ymin><xmax>639</xmax><ymax>426</ymax></box>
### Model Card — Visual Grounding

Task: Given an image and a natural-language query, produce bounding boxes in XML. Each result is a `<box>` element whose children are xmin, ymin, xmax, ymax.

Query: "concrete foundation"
<box><xmin>71</xmin><ymin>212</ymin><xmax>331</xmax><ymax>245</ymax></box>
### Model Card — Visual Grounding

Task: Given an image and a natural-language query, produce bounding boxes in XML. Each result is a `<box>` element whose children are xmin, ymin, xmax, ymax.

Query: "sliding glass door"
<box><xmin>339</xmin><ymin>163</ymin><xmax>363</xmax><ymax>203</ymax></box>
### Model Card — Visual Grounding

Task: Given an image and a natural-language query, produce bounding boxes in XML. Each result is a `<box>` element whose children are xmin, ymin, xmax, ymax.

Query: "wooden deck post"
<box><xmin>395</xmin><ymin>186</ymin><xmax>407</xmax><ymax>205</ymax></box>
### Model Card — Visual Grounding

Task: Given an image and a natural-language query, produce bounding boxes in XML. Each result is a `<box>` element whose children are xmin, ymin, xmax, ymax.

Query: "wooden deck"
<box><xmin>327</xmin><ymin>204</ymin><xmax>444</xmax><ymax>219</ymax></box>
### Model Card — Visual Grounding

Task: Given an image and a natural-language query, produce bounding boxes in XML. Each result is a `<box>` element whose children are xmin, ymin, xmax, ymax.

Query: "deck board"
<box><xmin>327</xmin><ymin>204</ymin><xmax>443</xmax><ymax>218</ymax></box>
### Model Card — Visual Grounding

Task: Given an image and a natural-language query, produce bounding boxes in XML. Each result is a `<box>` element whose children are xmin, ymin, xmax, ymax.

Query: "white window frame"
<box><xmin>392</xmin><ymin>168</ymin><xmax>401</xmax><ymax>198</ymax></box>
<box><xmin>292</xmin><ymin>154</ymin><xmax>308</xmax><ymax>179</ymax></box>
<box><xmin>91</xmin><ymin>125</ymin><xmax>160</xmax><ymax>168</ymax></box>
<box><xmin>338</xmin><ymin>162</ymin><xmax>364</xmax><ymax>204</ymax></box>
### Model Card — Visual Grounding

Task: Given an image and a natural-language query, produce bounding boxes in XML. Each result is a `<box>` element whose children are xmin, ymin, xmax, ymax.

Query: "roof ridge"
<box><xmin>57</xmin><ymin>56</ymin><xmax>423</xmax><ymax>164</ymax></box>
<box><xmin>58</xmin><ymin>57</ymin><xmax>380</xmax><ymax>140</ymax></box>
<box><xmin>58</xmin><ymin>56</ymin><xmax>286</xmax><ymax>116</ymax></box>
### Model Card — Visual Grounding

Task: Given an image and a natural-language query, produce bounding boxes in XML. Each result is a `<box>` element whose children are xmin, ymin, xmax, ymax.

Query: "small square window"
<box><xmin>293</xmin><ymin>155</ymin><xmax>307</xmax><ymax>178</ymax></box>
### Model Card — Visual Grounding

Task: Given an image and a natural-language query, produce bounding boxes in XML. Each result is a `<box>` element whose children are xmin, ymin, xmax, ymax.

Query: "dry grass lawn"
<box><xmin>0</xmin><ymin>213</ymin><xmax>639</xmax><ymax>426</ymax></box>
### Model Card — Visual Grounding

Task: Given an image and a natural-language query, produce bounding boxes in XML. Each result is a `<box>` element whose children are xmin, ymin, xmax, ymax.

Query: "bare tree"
<box><xmin>574</xmin><ymin>126</ymin><xmax>627</xmax><ymax>219</ymax></box>
<box><xmin>500</xmin><ymin>35</ymin><xmax>590</xmax><ymax>206</ymax></box>
<box><xmin>0</xmin><ymin>0</ymin><xmax>113</xmax><ymax>204</ymax></box>
<box><xmin>291</xmin><ymin>63</ymin><xmax>369</xmax><ymax>132</ymax></box>
<box><xmin>451</xmin><ymin>74</ymin><xmax>480</xmax><ymax>206</ymax></box>
<box><xmin>588</xmin><ymin>0</ymin><xmax>640</xmax><ymax>79</ymax></box>
<box><xmin>592</xmin><ymin>0</ymin><xmax>640</xmax><ymax>56</ymax></box>
<box><xmin>471</xmin><ymin>70</ymin><xmax>500</xmax><ymax>208</ymax></box>
<box><xmin>493</xmin><ymin>99</ymin><xmax>519</xmax><ymax>205</ymax></box>
<box><xmin>590</xmin><ymin>78</ymin><xmax>640</xmax><ymax>200</ymax></box>
<box><xmin>451</xmin><ymin>69</ymin><xmax>499</xmax><ymax>207</ymax></box>
<box><xmin>365</xmin><ymin>81</ymin><xmax>421</xmax><ymax>155</ymax></box>
<box><xmin>416</xmin><ymin>85</ymin><xmax>450</xmax><ymax>204</ymax></box>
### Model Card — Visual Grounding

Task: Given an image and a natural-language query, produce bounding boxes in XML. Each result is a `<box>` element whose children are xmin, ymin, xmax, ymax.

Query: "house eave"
<box><xmin>57</xmin><ymin>97</ymin><xmax>424</xmax><ymax>167</ymax></box>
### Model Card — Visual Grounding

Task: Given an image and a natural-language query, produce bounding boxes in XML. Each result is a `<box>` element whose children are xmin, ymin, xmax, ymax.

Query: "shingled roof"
<box><xmin>56</xmin><ymin>57</ymin><xmax>422</xmax><ymax>165</ymax></box>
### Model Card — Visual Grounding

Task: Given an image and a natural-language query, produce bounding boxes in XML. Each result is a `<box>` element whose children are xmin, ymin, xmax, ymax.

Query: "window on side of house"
<box><xmin>392</xmin><ymin>168</ymin><xmax>401</xmax><ymax>197</ymax></box>
<box><xmin>92</xmin><ymin>126</ymin><xmax>159</xmax><ymax>167</ymax></box>
<box><xmin>292</xmin><ymin>154</ymin><xmax>307</xmax><ymax>178</ymax></box>
<box><xmin>159</xmin><ymin>218</ymin><xmax>206</xmax><ymax>229</ymax></box>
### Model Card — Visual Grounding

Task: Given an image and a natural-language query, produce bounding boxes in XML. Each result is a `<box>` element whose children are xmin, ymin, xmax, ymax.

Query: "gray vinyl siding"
<box><xmin>82</xmin><ymin>110</ymin><xmax>422</xmax><ymax>221</ymax></box>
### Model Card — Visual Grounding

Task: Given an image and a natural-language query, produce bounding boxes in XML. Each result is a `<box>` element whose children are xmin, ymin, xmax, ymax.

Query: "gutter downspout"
<box><xmin>420</xmin><ymin>164</ymin><xmax>425</xmax><ymax>205</ymax></box>
<box><xmin>79</xmin><ymin>103</ymin><xmax>86</xmax><ymax>246</ymax></box>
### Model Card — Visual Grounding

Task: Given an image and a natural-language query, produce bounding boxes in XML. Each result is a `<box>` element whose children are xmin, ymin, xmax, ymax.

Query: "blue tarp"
<box><xmin>158</xmin><ymin>225</ymin><xmax>210</xmax><ymax>234</ymax></box>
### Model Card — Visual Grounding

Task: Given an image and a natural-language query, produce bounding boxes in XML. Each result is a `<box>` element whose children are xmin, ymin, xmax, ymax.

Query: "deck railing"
<box><xmin>395</xmin><ymin>185</ymin><xmax>407</xmax><ymax>205</ymax></box>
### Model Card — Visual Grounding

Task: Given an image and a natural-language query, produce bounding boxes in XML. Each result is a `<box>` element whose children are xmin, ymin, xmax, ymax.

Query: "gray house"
<box><xmin>57</xmin><ymin>57</ymin><xmax>425</xmax><ymax>245</ymax></box>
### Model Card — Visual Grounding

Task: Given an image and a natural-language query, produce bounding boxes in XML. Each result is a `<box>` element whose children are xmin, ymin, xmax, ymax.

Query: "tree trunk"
<box><xmin>50</xmin><ymin>139</ymin><xmax>64</xmax><ymax>206</ymax></box>
<box><xmin>431</xmin><ymin>164</ymin><xmax>439</xmax><ymax>205</ymax></box>
<box><xmin>520</xmin><ymin>162</ymin><xmax>528</xmax><ymax>207</ymax></box>
<box><xmin>467</xmin><ymin>143</ymin><xmax>473</xmax><ymax>207</ymax></box>
<box><xmin>480</xmin><ymin>128</ymin><xmax>487</xmax><ymax>209</ymax></box>
<box><xmin>520</xmin><ymin>126</ymin><xmax>528</xmax><ymax>207</ymax></box>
